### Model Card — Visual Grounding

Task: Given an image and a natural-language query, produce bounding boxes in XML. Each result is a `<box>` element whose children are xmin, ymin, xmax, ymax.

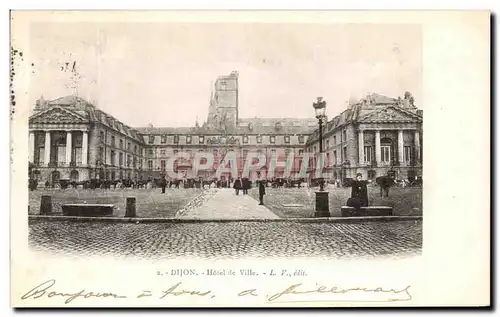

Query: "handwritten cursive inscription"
<box><xmin>160</xmin><ymin>282</ymin><xmax>213</xmax><ymax>299</ymax></box>
<box><xmin>20</xmin><ymin>279</ymin><xmax>412</xmax><ymax>305</ymax></box>
<box><xmin>267</xmin><ymin>283</ymin><xmax>412</xmax><ymax>303</ymax></box>
<box><xmin>21</xmin><ymin>279</ymin><xmax>127</xmax><ymax>304</ymax></box>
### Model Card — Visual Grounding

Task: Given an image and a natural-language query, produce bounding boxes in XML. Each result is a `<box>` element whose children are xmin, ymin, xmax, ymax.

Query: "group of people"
<box><xmin>231</xmin><ymin>177</ymin><xmax>251</xmax><ymax>196</ymax></box>
<box><xmin>231</xmin><ymin>177</ymin><xmax>267</xmax><ymax>206</ymax></box>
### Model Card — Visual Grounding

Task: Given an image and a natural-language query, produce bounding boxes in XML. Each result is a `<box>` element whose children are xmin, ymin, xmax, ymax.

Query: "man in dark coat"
<box><xmin>258</xmin><ymin>180</ymin><xmax>266</xmax><ymax>205</ymax></box>
<box><xmin>347</xmin><ymin>173</ymin><xmax>369</xmax><ymax>209</ymax></box>
<box><xmin>242</xmin><ymin>178</ymin><xmax>250</xmax><ymax>195</ymax></box>
<box><xmin>233</xmin><ymin>177</ymin><xmax>242</xmax><ymax>196</ymax></box>
<box><xmin>161</xmin><ymin>175</ymin><xmax>167</xmax><ymax>194</ymax></box>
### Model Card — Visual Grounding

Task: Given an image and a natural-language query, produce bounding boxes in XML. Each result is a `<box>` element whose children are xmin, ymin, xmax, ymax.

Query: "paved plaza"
<box><xmin>178</xmin><ymin>189</ymin><xmax>279</xmax><ymax>219</ymax></box>
<box><xmin>28</xmin><ymin>219</ymin><xmax>422</xmax><ymax>260</ymax></box>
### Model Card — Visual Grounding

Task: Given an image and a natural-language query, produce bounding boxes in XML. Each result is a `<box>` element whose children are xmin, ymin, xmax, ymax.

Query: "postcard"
<box><xmin>10</xmin><ymin>10</ymin><xmax>490</xmax><ymax>307</ymax></box>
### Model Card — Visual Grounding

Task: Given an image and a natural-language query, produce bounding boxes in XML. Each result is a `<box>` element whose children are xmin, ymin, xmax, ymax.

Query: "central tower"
<box><xmin>207</xmin><ymin>71</ymin><xmax>239</xmax><ymax>133</ymax></box>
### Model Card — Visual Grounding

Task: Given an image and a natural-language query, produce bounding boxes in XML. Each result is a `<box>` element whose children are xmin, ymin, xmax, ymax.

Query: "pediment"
<box><xmin>357</xmin><ymin>106</ymin><xmax>421</xmax><ymax>123</ymax></box>
<box><xmin>29</xmin><ymin>106</ymin><xmax>89</xmax><ymax>124</ymax></box>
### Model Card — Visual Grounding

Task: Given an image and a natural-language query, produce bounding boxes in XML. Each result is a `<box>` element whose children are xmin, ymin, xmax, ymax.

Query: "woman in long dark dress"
<box><xmin>348</xmin><ymin>173</ymin><xmax>369</xmax><ymax>208</ymax></box>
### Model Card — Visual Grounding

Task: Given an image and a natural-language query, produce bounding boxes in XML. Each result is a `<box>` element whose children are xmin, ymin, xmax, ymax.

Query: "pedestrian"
<box><xmin>258</xmin><ymin>179</ymin><xmax>266</xmax><ymax>205</ymax></box>
<box><xmin>242</xmin><ymin>177</ymin><xmax>250</xmax><ymax>195</ymax></box>
<box><xmin>233</xmin><ymin>177</ymin><xmax>242</xmax><ymax>196</ymax></box>
<box><xmin>161</xmin><ymin>175</ymin><xmax>166</xmax><ymax>194</ymax></box>
<box><xmin>347</xmin><ymin>173</ymin><xmax>369</xmax><ymax>209</ymax></box>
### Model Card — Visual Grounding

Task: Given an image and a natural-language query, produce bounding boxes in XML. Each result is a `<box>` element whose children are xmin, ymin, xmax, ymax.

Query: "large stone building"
<box><xmin>28</xmin><ymin>71</ymin><xmax>422</xmax><ymax>185</ymax></box>
<box><xmin>305</xmin><ymin>92</ymin><xmax>423</xmax><ymax>181</ymax></box>
<box><xmin>28</xmin><ymin>71</ymin><xmax>317</xmax><ymax>185</ymax></box>
<box><xmin>28</xmin><ymin>96</ymin><xmax>146</xmax><ymax>185</ymax></box>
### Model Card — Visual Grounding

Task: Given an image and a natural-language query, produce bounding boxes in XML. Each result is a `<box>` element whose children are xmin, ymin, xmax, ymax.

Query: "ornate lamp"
<box><xmin>312</xmin><ymin>97</ymin><xmax>330</xmax><ymax>217</ymax></box>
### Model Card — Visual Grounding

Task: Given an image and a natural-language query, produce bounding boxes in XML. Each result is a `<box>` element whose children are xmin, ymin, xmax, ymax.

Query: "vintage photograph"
<box><xmin>10</xmin><ymin>10</ymin><xmax>491</xmax><ymax>308</ymax></box>
<box><xmin>22</xmin><ymin>19</ymin><xmax>424</xmax><ymax>261</ymax></box>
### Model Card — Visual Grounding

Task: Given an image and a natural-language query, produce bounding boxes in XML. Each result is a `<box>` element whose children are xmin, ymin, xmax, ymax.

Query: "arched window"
<box><xmin>51</xmin><ymin>171</ymin><xmax>60</xmax><ymax>184</ymax></box>
<box><xmin>70</xmin><ymin>170</ymin><xmax>79</xmax><ymax>182</ymax></box>
<box><xmin>380</xmin><ymin>137</ymin><xmax>393</xmax><ymax>163</ymax></box>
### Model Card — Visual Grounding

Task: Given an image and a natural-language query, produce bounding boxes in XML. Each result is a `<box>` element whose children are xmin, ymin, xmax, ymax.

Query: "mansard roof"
<box><xmin>236</xmin><ymin>117</ymin><xmax>317</xmax><ymax>135</ymax></box>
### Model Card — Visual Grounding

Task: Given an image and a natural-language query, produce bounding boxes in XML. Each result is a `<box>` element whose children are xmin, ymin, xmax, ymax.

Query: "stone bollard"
<box><xmin>40</xmin><ymin>195</ymin><xmax>52</xmax><ymax>215</ymax></box>
<box><xmin>125</xmin><ymin>197</ymin><xmax>136</xmax><ymax>218</ymax></box>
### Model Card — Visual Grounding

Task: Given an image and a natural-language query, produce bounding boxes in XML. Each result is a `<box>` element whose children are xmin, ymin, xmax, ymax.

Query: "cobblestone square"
<box><xmin>28</xmin><ymin>219</ymin><xmax>422</xmax><ymax>260</ymax></box>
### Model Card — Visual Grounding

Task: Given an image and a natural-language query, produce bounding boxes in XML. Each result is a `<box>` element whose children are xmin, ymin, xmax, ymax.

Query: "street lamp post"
<box><xmin>313</xmin><ymin>97</ymin><xmax>330</xmax><ymax>217</ymax></box>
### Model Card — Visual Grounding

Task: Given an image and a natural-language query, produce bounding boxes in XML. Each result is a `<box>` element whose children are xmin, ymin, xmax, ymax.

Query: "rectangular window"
<box><xmin>199</xmin><ymin>136</ymin><xmax>204</xmax><ymax>144</ymax></box>
<box><xmin>119</xmin><ymin>152</ymin><xmax>123</xmax><ymax>166</ymax></box>
<box><xmin>333</xmin><ymin>150</ymin><xmax>337</xmax><ymax>165</ymax></box>
<box><xmin>173</xmin><ymin>149</ymin><xmax>179</xmax><ymax>155</ymax></box>
<box><xmin>298</xmin><ymin>135</ymin><xmax>304</xmax><ymax>144</ymax></box>
<box><xmin>149</xmin><ymin>135</ymin><xmax>154</xmax><ymax>144</ymax></box>
<box><xmin>111</xmin><ymin>136</ymin><xmax>115</xmax><ymax>146</ymax></box>
<box><xmin>148</xmin><ymin>149</ymin><xmax>154</xmax><ymax>155</ymax></box>
<box><xmin>174</xmin><ymin>135</ymin><xmax>179</xmax><ymax>144</ymax></box>
<box><xmin>99</xmin><ymin>131</ymin><xmax>105</xmax><ymax>142</ymax></box>
<box><xmin>364</xmin><ymin>146</ymin><xmax>372</xmax><ymax>163</ymax></box>
<box><xmin>284</xmin><ymin>136</ymin><xmax>290</xmax><ymax>144</ymax></box>
<box><xmin>110</xmin><ymin>151</ymin><xmax>115</xmax><ymax>165</ymax></box>
<box><xmin>404</xmin><ymin>146</ymin><xmax>412</xmax><ymax>162</ymax></box>
<box><xmin>343</xmin><ymin>146</ymin><xmax>347</xmax><ymax>162</ymax></box>
<box><xmin>299</xmin><ymin>149</ymin><xmax>304</xmax><ymax>156</ymax></box>
<box><xmin>160</xmin><ymin>149</ymin><xmax>166</xmax><ymax>156</ymax></box>
<box><xmin>381</xmin><ymin>145</ymin><xmax>391</xmax><ymax>162</ymax></box>
<box><xmin>243</xmin><ymin>135</ymin><xmax>248</xmax><ymax>144</ymax></box>
<box><xmin>161</xmin><ymin>135</ymin><xmax>167</xmax><ymax>144</ymax></box>
<box><xmin>134</xmin><ymin>145</ymin><xmax>137</xmax><ymax>154</ymax></box>
<box><xmin>161</xmin><ymin>160</ymin><xmax>166</xmax><ymax>171</ymax></box>
<box><xmin>148</xmin><ymin>160</ymin><xmax>153</xmax><ymax>171</ymax></box>
<box><xmin>270</xmin><ymin>136</ymin><xmax>275</xmax><ymax>144</ymax></box>
<box><xmin>257</xmin><ymin>135</ymin><xmax>262</xmax><ymax>143</ymax></box>
<box><xmin>127</xmin><ymin>142</ymin><xmax>131</xmax><ymax>151</ymax></box>
<box><xmin>333</xmin><ymin>135</ymin><xmax>337</xmax><ymax>144</ymax></box>
<box><xmin>343</xmin><ymin>130</ymin><xmax>347</xmax><ymax>141</ymax></box>
<box><xmin>119</xmin><ymin>139</ymin><xmax>123</xmax><ymax>149</ymax></box>
<box><xmin>326</xmin><ymin>139</ymin><xmax>330</xmax><ymax>149</ymax></box>
<box><xmin>186</xmin><ymin>136</ymin><xmax>192</xmax><ymax>144</ymax></box>
<box><xmin>98</xmin><ymin>147</ymin><xmax>103</xmax><ymax>161</ymax></box>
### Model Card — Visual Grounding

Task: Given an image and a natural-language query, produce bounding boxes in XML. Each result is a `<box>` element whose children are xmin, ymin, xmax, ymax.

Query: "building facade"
<box><xmin>305</xmin><ymin>92</ymin><xmax>423</xmax><ymax>181</ymax></box>
<box><xmin>28</xmin><ymin>72</ymin><xmax>317</xmax><ymax>185</ymax></box>
<box><xmin>136</xmin><ymin>71</ymin><xmax>317</xmax><ymax>181</ymax></box>
<box><xmin>28</xmin><ymin>72</ymin><xmax>422</xmax><ymax>185</ymax></box>
<box><xmin>28</xmin><ymin>96</ymin><xmax>145</xmax><ymax>185</ymax></box>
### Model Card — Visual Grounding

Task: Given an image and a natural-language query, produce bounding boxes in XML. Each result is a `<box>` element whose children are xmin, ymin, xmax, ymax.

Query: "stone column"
<box><xmin>358</xmin><ymin>130</ymin><xmax>364</xmax><ymax>165</ymax></box>
<box><xmin>66</xmin><ymin>131</ymin><xmax>72</xmax><ymax>165</ymax></box>
<box><xmin>375</xmin><ymin>130</ymin><xmax>381</xmax><ymax>165</ymax></box>
<box><xmin>414</xmin><ymin>131</ymin><xmax>421</xmax><ymax>163</ymax></box>
<box><xmin>28</xmin><ymin>131</ymin><xmax>35</xmax><ymax>163</ymax></box>
<box><xmin>398</xmin><ymin>130</ymin><xmax>404</xmax><ymax>165</ymax></box>
<box><xmin>82</xmin><ymin>131</ymin><xmax>88</xmax><ymax>166</ymax></box>
<box><xmin>44</xmin><ymin>131</ymin><xmax>51</xmax><ymax>166</ymax></box>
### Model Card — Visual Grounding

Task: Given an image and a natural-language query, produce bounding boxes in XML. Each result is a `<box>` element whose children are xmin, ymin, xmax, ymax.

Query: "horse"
<box><xmin>375</xmin><ymin>175</ymin><xmax>396</xmax><ymax>197</ymax></box>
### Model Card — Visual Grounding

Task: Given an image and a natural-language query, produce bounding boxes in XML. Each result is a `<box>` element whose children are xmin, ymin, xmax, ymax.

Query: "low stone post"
<box><xmin>125</xmin><ymin>197</ymin><xmax>136</xmax><ymax>218</ymax></box>
<box><xmin>40</xmin><ymin>195</ymin><xmax>52</xmax><ymax>215</ymax></box>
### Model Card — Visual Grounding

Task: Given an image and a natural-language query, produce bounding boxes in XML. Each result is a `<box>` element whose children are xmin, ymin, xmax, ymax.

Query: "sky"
<box><xmin>28</xmin><ymin>22</ymin><xmax>422</xmax><ymax>127</ymax></box>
